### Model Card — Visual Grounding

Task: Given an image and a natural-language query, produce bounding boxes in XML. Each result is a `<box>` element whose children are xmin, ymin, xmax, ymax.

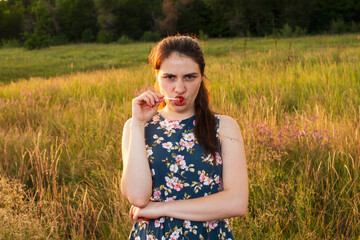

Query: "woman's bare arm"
<box><xmin>131</xmin><ymin>115</ymin><xmax>248</xmax><ymax>221</ymax></box>
<box><xmin>121</xmin><ymin>92</ymin><xmax>164</xmax><ymax>207</ymax></box>
<box><xmin>121</xmin><ymin>119</ymin><xmax>153</xmax><ymax>208</ymax></box>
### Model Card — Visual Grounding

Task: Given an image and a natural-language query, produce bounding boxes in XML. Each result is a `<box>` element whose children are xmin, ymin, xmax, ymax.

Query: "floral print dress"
<box><xmin>128</xmin><ymin>113</ymin><xmax>234</xmax><ymax>240</ymax></box>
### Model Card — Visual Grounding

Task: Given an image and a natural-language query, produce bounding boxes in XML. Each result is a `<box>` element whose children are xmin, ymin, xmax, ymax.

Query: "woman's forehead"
<box><xmin>159</xmin><ymin>52</ymin><xmax>200</xmax><ymax>74</ymax></box>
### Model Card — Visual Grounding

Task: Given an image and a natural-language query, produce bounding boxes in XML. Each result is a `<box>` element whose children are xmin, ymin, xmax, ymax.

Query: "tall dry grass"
<box><xmin>0</xmin><ymin>35</ymin><xmax>359</xmax><ymax>239</ymax></box>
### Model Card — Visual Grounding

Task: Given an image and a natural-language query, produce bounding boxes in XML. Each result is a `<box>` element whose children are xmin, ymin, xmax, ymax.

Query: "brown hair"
<box><xmin>149</xmin><ymin>36</ymin><xmax>218</xmax><ymax>157</ymax></box>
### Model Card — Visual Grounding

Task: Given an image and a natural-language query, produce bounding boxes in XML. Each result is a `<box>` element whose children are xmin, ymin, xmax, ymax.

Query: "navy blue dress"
<box><xmin>128</xmin><ymin>113</ymin><xmax>234</xmax><ymax>240</ymax></box>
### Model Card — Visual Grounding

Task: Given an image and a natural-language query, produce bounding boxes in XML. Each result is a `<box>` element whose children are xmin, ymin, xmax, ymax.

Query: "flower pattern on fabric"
<box><xmin>129</xmin><ymin>113</ymin><xmax>234</xmax><ymax>240</ymax></box>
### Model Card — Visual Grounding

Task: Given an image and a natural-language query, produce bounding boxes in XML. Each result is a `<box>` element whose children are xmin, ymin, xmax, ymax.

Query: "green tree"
<box><xmin>94</xmin><ymin>0</ymin><xmax>117</xmax><ymax>41</ymax></box>
<box><xmin>56</xmin><ymin>0</ymin><xmax>97</xmax><ymax>41</ymax></box>
<box><xmin>200</xmin><ymin>0</ymin><xmax>233</xmax><ymax>36</ymax></box>
<box><xmin>113</xmin><ymin>0</ymin><xmax>161</xmax><ymax>40</ymax></box>
<box><xmin>0</xmin><ymin>0</ymin><xmax>25</xmax><ymax>40</ymax></box>
<box><xmin>22</xmin><ymin>0</ymin><xmax>56</xmax><ymax>49</ymax></box>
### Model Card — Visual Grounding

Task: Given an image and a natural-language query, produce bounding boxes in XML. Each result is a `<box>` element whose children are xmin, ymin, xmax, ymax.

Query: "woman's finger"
<box><xmin>143</xmin><ymin>93</ymin><xmax>155</xmax><ymax>106</ymax></box>
<box><xmin>147</xmin><ymin>91</ymin><xmax>162</xmax><ymax>103</ymax></box>
<box><xmin>132</xmin><ymin>208</ymin><xmax>139</xmax><ymax>221</ymax></box>
<box><xmin>135</xmin><ymin>217</ymin><xmax>148</xmax><ymax>222</ymax></box>
<box><xmin>134</xmin><ymin>91</ymin><xmax>163</xmax><ymax>108</ymax></box>
<box><xmin>129</xmin><ymin>205</ymin><xmax>134</xmax><ymax>219</ymax></box>
<box><xmin>133</xmin><ymin>211</ymin><xmax>149</xmax><ymax>222</ymax></box>
<box><xmin>144</xmin><ymin>93</ymin><xmax>160</xmax><ymax>107</ymax></box>
<box><xmin>134</xmin><ymin>94</ymin><xmax>150</xmax><ymax>106</ymax></box>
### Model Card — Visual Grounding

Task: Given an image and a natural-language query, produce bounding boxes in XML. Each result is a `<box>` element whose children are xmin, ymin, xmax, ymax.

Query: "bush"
<box><xmin>117</xmin><ymin>35</ymin><xmax>133</xmax><ymax>44</ymax></box>
<box><xmin>280</xmin><ymin>23</ymin><xmax>293</xmax><ymax>37</ymax></box>
<box><xmin>97</xmin><ymin>30</ymin><xmax>114</xmax><ymax>43</ymax></box>
<box><xmin>82</xmin><ymin>28</ymin><xmax>94</xmax><ymax>43</ymax></box>
<box><xmin>350</xmin><ymin>21</ymin><xmax>360</xmax><ymax>33</ymax></box>
<box><xmin>293</xmin><ymin>26</ymin><xmax>307</xmax><ymax>36</ymax></box>
<box><xmin>198</xmin><ymin>30</ymin><xmax>209</xmax><ymax>41</ymax></box>
<box><xmin>141</xmin><ymin>31</ymin><xmax>161</xmax><ymax>42</ymax></box>
<box><xmin>279</xmin><ymin>23</ymin><xmax>307</xmax><ymax>37</ymax></box>
<box><xmin>51</xmin><ymin>33</ymin><xmax>68</xmax><ymax>46</ymax></box>
<box><xmin>329</xmin><ymin>18</ymin><xmax>348</xmax><ymax>34</ymax></box>
<box><xmin>23</xmin><ymin>30</ymin><xmax>51</xmax><ymax>50</ymax></box>
<box><xmin>0</xmin><ymin>39</ymin><xmax>22</xmax><ymax>48</ymax></box>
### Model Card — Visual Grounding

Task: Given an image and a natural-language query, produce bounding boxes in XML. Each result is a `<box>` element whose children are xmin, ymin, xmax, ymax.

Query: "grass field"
<box><xmin>0</xmin><ymin>34</ymin><xmax>359</xmax><ymax>239</ymax></box>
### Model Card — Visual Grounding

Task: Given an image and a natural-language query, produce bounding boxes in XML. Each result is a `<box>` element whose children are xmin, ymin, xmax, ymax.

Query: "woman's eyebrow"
<box><xmin>161</xmin><ymin>72</ymin><xmax>198</xmax><ymax>76</ymax></box>
<box><xmin>184</xmin><ymin>72</ymin><xmax>199</xmax><ymax>76</ymax></box>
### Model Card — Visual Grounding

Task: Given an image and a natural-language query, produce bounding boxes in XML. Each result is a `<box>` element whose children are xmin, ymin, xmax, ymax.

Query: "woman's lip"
<box><xmin>175</xmin><ymin>96</ymin><xmax>185</xmax><ymax>105</ymax></box>
<box><xmin>164</xmin><ymin>96</ymin><xmax>185</xmax><ymax>105</ymax></box>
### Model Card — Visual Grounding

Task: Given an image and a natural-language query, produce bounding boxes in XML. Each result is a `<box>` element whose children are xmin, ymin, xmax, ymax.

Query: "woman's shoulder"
<box><xmin>216</xmin><ymin>114</ymin><xmax>242</xmax><ymax>138</ymax></box>
<box><xmin>216</xmin><ymin>114</ymin><xmax>239</xmax><ymax>126</ymax></box>
<box><xmin>122</xmin><ymin>118</ymin><xmax>132</xmax><ymax>135</ymax></box>
<box><xmin>124</xmin><ymin>118</ymin><xmax>132</xmax><ymax>127</ymax></box>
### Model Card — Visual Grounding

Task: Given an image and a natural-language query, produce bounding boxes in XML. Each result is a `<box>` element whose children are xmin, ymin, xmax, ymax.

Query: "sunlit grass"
<box><xmin>0</xmin><ymin>34</ymin><xmax>359</xmax><ymax>239</ymax></box>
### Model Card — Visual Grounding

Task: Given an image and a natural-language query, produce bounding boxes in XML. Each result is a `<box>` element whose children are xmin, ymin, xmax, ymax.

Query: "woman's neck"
<box><xmin>159</xmin><ymin>107</ymin><xmax>195</xmax><ymax>121</ymax></box>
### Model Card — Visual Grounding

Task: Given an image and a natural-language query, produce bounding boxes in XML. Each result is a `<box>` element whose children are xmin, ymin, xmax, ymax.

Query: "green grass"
<box><xmin>0</xmin><ymin>34</ymin><xmax>359</xmax><ymax>239</ymax></box>
<box><xmin>0</xmin><ymin>42</ymin><xmax>153</xmax><ymax>83</ymax></box>
<box><xmin>1</xmin><ymin>34</ymin><xmax>359</xmax><ymax>83</ymax></box>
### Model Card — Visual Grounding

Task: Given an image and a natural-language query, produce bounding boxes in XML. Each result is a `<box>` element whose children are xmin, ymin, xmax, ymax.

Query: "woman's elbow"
<box><xmin>229</xmin><ymin>194</ymin><xmax>248</xmax><ymax>217</ymax></box>
<box><xmin>128</xmin><ymin>196</ymin><xmax>150</xmax><ymax>208</ymax></box>
<box><xmin>235</xmin><ymin>200</ymin><xmax>248</xmax><ymax>217</ymax></box>
<box><xmin>121</xmin><ymin>183</ymin><xmax>151</xmax><ymax>208</ymax></box>
<box><xmin>121</xmin><ymin>189</ymin><xmax>151</xmax><ymax>208</ymax></box>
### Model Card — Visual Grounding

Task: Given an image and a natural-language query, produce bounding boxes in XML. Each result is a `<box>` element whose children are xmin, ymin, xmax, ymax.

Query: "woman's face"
<box><xmin>157</xmin><ymin>52</ymin><xmax>202</xmax><ymax>114</ymax></box>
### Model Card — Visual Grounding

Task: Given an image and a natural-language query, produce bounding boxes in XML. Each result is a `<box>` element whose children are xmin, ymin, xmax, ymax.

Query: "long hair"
<box><xmin>149</xmin><ymin>36</ymin><xmax>218</xmax><ymax>157</ymax></box>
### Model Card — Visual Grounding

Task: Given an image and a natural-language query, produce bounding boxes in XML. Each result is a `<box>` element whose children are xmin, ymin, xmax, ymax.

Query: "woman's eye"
<box><xmin>185</xmin><ymin>75</ymin><xmax>195</xmax><ymax>80</ymax></box>
<box><xmin>166</xmin><ymin>75</ymin><xmax>175</xmax><ymax>80</ymax></box>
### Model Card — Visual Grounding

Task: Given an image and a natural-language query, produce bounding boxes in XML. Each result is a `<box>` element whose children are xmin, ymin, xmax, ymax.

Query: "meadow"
<box><xmin>0</xmin><ymin>34</ymin><xmax>359</xmax><ymax>239</ymax></box>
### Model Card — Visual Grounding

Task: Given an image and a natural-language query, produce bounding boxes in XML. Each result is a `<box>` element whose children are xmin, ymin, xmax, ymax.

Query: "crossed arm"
<box><xmin>121</xmin><ymin>115</ymin><xmax>248</xmax><ymax>222</ymax></box>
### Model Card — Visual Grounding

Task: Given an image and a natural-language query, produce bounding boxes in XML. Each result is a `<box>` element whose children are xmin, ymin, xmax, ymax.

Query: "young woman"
<box><xmin>121</xmin><ymin>36</ymin><xmax>248</xmax><ymax>239</ymax></box>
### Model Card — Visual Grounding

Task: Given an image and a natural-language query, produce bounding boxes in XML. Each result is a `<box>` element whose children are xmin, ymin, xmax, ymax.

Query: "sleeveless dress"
<box><xmin>128</xmin><ymin>113</ymin><xmax>234</xmax><ymax>240</ymax></box>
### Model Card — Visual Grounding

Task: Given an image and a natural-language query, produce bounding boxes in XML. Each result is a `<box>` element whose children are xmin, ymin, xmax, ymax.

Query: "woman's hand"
<box><xmin>132</xmin><ymin>91</ymin><xmax>164</xmax><ymax>124</ymax></box>
<box><xmin>129</xmin><ymin>202</ymin><xmax>164</xmax><ymax>222</ymax></box>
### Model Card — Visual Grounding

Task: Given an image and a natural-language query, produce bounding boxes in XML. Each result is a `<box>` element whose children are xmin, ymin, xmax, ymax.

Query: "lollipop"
<box><xmin>164</xmin><ymin>96</ymin><xmax>185</xmax><ymax>105</ymax></box>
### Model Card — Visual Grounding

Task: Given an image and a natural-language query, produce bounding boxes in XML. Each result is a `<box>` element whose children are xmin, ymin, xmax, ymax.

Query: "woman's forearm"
<box><xmin>160</xmin><ymin>189</ymin><xmax>248</xmax><ymax>221</ymax></box>
<box><xmin>121</xmin><ymin>120</ymin><xmax>153</xmax><ymax>207</ymax></box>
<box><xmin>133</xmin><ymin>188</ymin><xmax>248</xmax><ymax>222</ymax></box>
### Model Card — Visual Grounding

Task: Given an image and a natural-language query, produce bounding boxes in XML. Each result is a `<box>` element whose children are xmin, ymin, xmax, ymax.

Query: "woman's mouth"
<box><xmin>174</xmin><ymin>96</ymin><xmax>185</xmax><ymax>106</ymax></box>
<box><xmin>164</xmin><ymin>96</ymin><xmax>185</xmax><ymax>106</ymax></box>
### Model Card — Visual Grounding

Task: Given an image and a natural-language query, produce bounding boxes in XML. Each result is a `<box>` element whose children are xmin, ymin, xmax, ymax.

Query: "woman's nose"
<box><xmin>174</xmin><ymin>80</ymin><xmax>186</xmax><ymax>93</ymax></box>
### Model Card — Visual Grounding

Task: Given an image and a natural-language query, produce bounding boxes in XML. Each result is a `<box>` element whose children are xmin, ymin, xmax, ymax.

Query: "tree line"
<box><xmin>1</xmin><ymin>0</ymin><xmax>360</xmax><ymax>49</ymax></box>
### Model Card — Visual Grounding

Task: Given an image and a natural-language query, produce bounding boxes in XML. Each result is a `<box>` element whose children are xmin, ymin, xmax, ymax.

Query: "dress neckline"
<box><xmin>157</xmin><ymin>112</ymin><xmax>195</xmax><ymax>122</ymax></box>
